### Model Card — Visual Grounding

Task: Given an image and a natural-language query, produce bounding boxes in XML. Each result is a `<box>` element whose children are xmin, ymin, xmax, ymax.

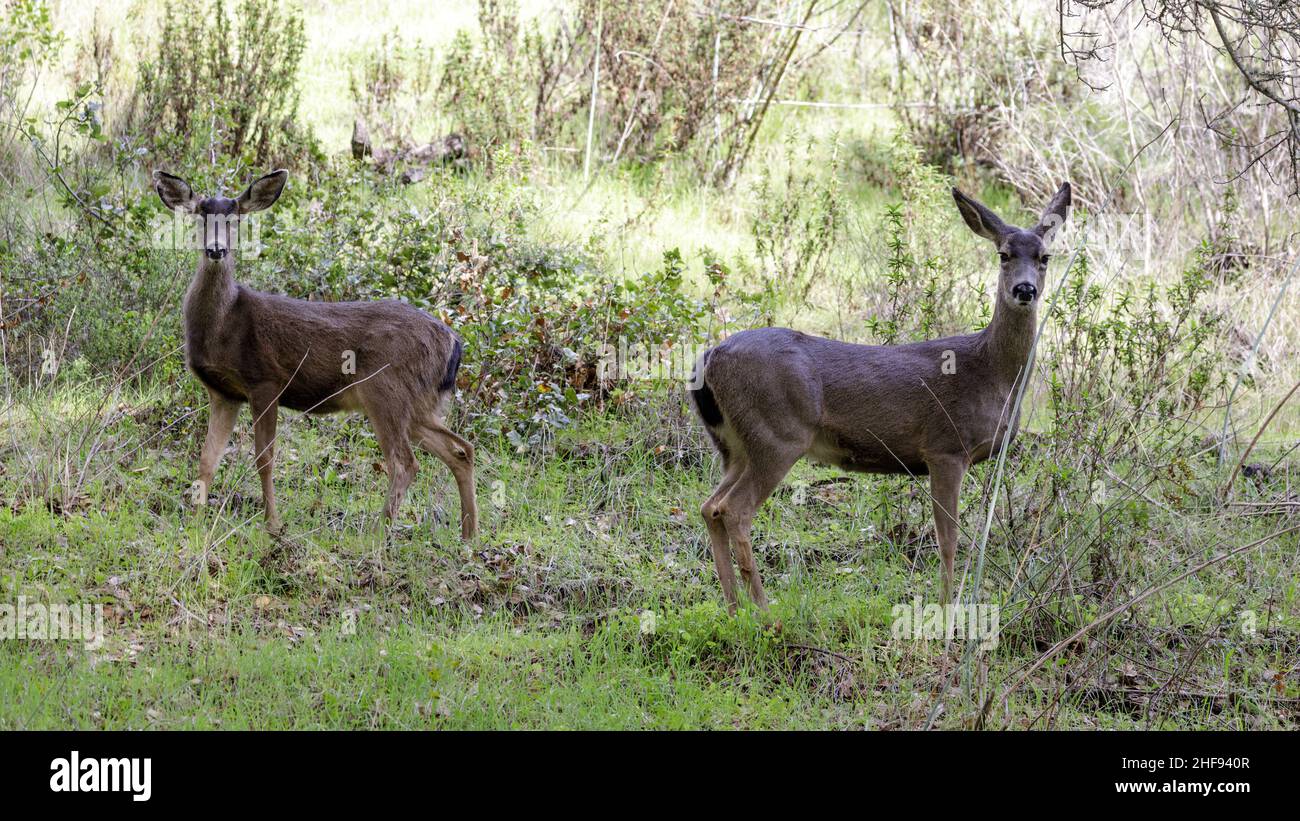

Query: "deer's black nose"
<box><xmin>1012</xmin><ymin>283</ymin><xmax>1037</xmax><ymax>303</ymax></box>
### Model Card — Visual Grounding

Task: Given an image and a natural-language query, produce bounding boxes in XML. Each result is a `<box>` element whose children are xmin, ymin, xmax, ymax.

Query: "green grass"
<box><xmin>2</xmin><ymin>384</ymin><xmax>1297</xmax><ymax>730</ymax></box>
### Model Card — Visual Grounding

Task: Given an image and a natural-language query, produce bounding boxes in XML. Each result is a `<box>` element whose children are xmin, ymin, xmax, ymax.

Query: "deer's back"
<box><xmin>186</xmin><ymin>287</ymin><xmax>459</xmax><ymax>413</ymax></box>
<box><xmin>699</xmin><ymin>327</ymin><xmax>1015</xmax><ymax>474</ymax></box>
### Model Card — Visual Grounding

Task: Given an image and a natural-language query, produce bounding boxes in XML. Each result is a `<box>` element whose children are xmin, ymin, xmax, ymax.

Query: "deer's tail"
<box><xmin>439</xmin><ymin>335</ymin><xmax>463</xmax><ymax>394</ymax></box>
<box><xmin>688</xmin><ymin>347</ymin><xmax>723</xmax><ymax>428</ymax></box>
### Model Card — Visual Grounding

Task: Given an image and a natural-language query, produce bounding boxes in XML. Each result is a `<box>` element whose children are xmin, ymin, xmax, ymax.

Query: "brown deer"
<box><xmin>689</xmin><ymin>182</ymin><xmax>1071</xmax><ymax>610</ymax></box>
<box><xmin>155</xmin><ymin>169</ymin><xmax>478</xmax><ymax>539</ymax></box>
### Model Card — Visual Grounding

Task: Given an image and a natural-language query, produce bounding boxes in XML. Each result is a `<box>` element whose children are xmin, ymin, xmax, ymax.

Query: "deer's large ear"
<box><xmin>237</xmin><ymin>169</ymin><xmax>288</xmax><ymax>214</ymax></box>
<box><xmin>952</xmin><ymin>187</ymin><xmax>1009</xmax><ymax>243</ymax></box>
<box><xmin>1033</xmin><ymin>182</ymin><xmax>1071</xmax><ymax>242</ymax></box>
<box><xmin>155</xmin><ymin>171</ymin><xmax>196</xmax><ymax>213</ymax></box>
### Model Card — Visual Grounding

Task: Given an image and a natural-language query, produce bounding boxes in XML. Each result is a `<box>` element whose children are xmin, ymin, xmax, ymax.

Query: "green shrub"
<box><xmin>128</xmin><ymin>0</ymin><xmax>319</xmax><ymax>170</ymax></box>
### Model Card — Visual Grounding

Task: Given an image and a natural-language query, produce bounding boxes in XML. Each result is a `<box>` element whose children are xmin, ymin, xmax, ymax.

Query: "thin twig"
<box><xmin>1222</xmin><ymin>372</ymin><xmax>1300</xmax><ymax>498</ymax></box>
<box><xmin>993</xmin><ymin>522</ymin><xmax>1300</xmax><ymax>716</ymax></box>
<box><xmin>583</xmin><ymin>3</ymin><xmax>603</xmax><ymax>184</ymax></box>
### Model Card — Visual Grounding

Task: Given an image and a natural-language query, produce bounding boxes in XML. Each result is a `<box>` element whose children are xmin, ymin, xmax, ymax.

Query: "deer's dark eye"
<box><xmin>998</xmin><ymin>252</ymin><xmax>1010</xmax><ymax>263</ymax></box>
<box><xmin>1039</xmin><ymin>255</ymin><xmax>1051</xmax><ymax>266</ymax></box>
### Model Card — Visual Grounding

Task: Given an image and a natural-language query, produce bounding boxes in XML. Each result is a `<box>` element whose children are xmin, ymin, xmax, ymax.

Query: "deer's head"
<box><xmin>155</xmin><ymin>170</ymin><xmax>288</xmax><ymax>262</ymax></box>
<box><xmin>952</xmin><ymin>182</ymin><xmax>1071</xmax><ymax>313</ymax></box>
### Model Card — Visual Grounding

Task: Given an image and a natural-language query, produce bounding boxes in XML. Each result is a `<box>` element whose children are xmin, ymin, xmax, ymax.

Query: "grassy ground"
<box><xmin>2</xmin><ymin>378</ymin><xmax>1297</xmax><ymax>729</ymax></box>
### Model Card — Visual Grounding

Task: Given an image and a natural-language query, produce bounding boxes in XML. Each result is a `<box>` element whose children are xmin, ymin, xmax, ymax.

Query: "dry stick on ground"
<box><xmin>1146</xmin><ymin>606</ymin><xmax>1235</xmax><ymax>724</ymax></box>
<box><xmin>1222</xmin><ymin>372</ymin><xmax>1300</xmax><ymax>498</ymax></box>
<box><xmin>1031</xmin><ymin>599</ymin><xmax>1221</xmax><ymax>729</ymax></box>
<box><xmin>995</xmin><ymin>418</ymin><xmax>1243</xmax><ymax>643</ymax></box>
<box><xmin>986</xmin><ymin>521</ymin><xmax>1300</xmax><ymax>724</ymax></box>
<box><xmin>784</xmin><ymin>642</ymin><xmax>855</xmax><ymax>664</ymax></box>
<box><xmin>1027</xmin><ymin>628</ymin><xmax>1126</xmax><ymax>729</ymax></box>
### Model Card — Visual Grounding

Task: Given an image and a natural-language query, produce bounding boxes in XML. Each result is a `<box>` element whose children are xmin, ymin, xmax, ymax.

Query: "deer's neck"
<box><xmin>183</xmin><ymin>258</ymin><xmax>237</xmax><ymax>339</ymax></box>
<box><xmin>980</xmin><ymin>300</ymin><xmax>1038</xmax><ymax>388</ymax></box>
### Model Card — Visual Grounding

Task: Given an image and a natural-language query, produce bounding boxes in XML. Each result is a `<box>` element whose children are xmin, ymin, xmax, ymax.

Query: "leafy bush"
<box><xmin>434</xmin><ymin>2</ymin><xmax>534</xmax><ymax>160</ymax></box>
<box><xmin>851</xmin><ymin>134</ymin><xmax>980</xmax><ymax>344</ymax></box>
<box><xmin>749</xmin><ymin>130</ymin><xmax>846</xmax><ymax>305</ymax></box>
<box><xmin>127</xmin><ymin>0</ymin><xmax>319</xmax><ymax>170</ymax></box>
<box><xmin>348</xmin><ymin>29</ymin><xmax>438</xmax><ymax>150</ymax></box>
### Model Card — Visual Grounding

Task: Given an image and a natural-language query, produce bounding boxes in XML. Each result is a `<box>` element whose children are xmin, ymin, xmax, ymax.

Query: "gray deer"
<box><xmin>689</xmin><ymin>183</ymin><xmax>1071</xmax><ymax>609</ymax></box>
<box><xmin>154</xmin><ymin>169</ymin><xmax>478</xmax><ymax>539</ymax></box>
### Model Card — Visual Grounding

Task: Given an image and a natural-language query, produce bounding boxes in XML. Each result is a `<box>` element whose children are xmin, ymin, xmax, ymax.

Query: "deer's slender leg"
<box><xmin>196</xmin><ymin>388</ymin><xmax>240</xmax><ymax>506</ymax></box>
<box><xmin>249</xmin><ymin>398</ymin><xmax>282</xmax><ymax>534</ymax></box>
<box><xmin>716</xmin><ymin>450</ymin><xmax>801</xmax><ymax>612</ymax></box>
<box><xmin>927</xmin><ymin>456</ymin><xmax>967</xmax><ymax>602</ymax></box>
<box><xmin>367</xmin><ymin>405</ymin><xmax>417</xmax><ymax>522</ymax></box>
<box><xmin>701</xmin><ymin>455</ymin><xmax>747</xmax><ymax>610</ymax></box>
<box><xmin>412</xmin><ymin>419</ymin><xmax>478</xmax><ymax>539</ymax></box>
